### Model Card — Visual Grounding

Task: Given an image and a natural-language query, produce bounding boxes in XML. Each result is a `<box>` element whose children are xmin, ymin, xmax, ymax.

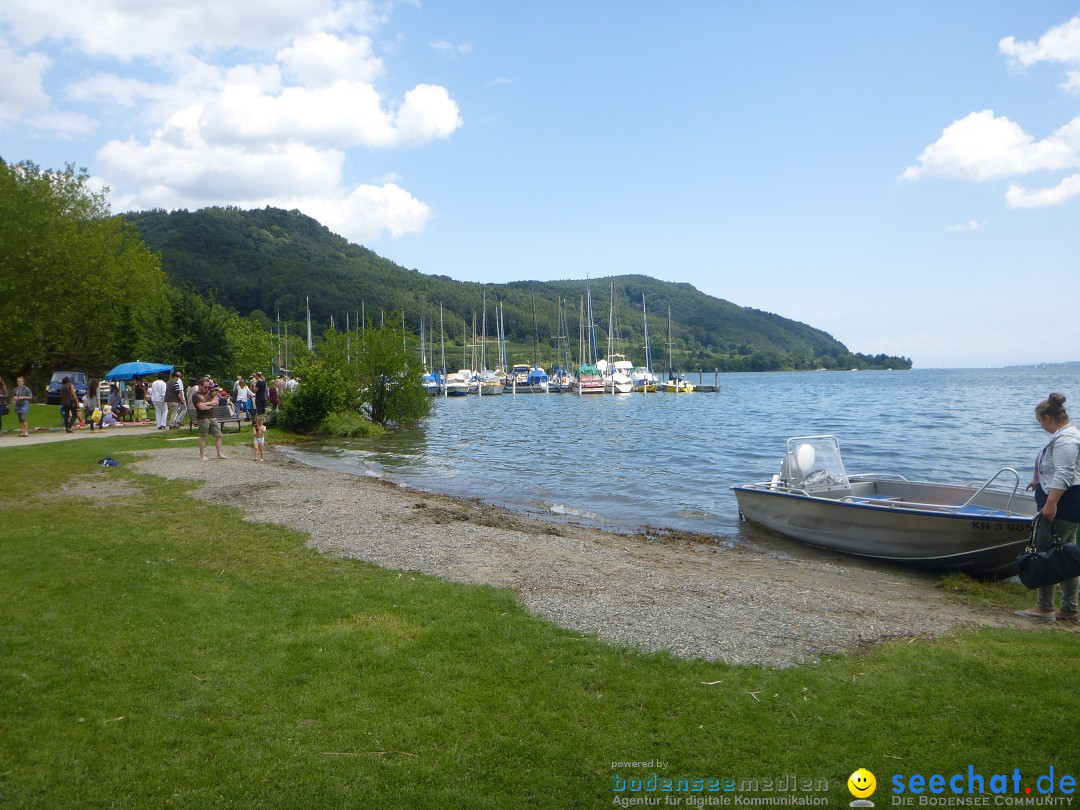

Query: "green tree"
<box><xmin>226</xmin><ymin>314</ymin><xmax>276</xmax><ymax>380</ymax></box>
<box><xmin>354</xmin><ymin>320</ymin><xmax>430</xmax><ymax>428</ymax></box>
<box><xmin>0</xmin><ymin>160</ymin><xmax>167</xmax><ymax>377</ymax></box>
<box><xmin>138</xmin><ymin>286</ymin><xmax>235</xmax><ymax>380</ymax></box>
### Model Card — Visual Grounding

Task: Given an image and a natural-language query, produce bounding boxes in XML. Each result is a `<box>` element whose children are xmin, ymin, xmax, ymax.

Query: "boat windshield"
<box><xmin>781</xmin><ymin>435</ymin><xmax>851</xmax><ymax>493</ymax></box>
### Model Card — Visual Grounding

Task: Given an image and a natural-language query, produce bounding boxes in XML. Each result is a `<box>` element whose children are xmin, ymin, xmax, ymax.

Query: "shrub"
<box><xmin>275</xmin><ymin>359</ymin><xmax>346</xmax><ymax>434</ymax></box>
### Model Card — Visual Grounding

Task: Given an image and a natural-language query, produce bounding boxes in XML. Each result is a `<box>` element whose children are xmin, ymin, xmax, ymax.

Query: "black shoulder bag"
<box><xmin>1016</xmin><ymin>514</ymin><xmax>1080</xmax><ymax>588</ymax></box>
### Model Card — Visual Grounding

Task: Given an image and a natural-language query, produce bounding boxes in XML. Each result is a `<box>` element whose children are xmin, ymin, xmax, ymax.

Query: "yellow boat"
<box><xmin>662</xmin><ymin>377</ymin><xmax>694</xmax><ymax>393</ymax></box>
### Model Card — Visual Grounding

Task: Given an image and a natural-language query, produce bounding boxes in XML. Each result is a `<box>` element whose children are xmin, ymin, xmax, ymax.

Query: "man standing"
<box><xmin>12</xmin><ymin>376</ymin><xmax>33</xmax><ymax>437</ymax></box>
<box><xmin>167</xmin><ymin>371</ymin><xmax>187</xmax><ymax>428</ymax></box>
<box><xmin>252</xmin><ymin>372</ymin><xmax>268</xmax><ymax>416</ymax></box>
<box><xmin>193</xmin><ymin>377</ymin><xmax>228</xmax><ymax>461</ymax></box>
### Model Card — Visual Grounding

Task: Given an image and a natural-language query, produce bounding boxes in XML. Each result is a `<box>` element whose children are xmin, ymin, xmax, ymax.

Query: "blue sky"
<box><xmin>3</xmin><ymin>2</ymin><xmax>1079</xmax><ymax>368</ymax></box>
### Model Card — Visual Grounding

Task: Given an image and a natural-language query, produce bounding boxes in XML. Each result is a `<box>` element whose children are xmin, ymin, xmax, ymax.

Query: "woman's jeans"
<box><xmin>1034</xmin><ymin>516</ymin><xmax>1079</xmax><ymax>612</ymax></box>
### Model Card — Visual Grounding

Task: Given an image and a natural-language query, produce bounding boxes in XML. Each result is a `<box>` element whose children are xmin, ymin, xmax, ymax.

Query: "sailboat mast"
<box><xmin>667</xmin><ymin>306</ymin><xmax>673</xmax><ymax>378</ymax></box>
<box><xmin>440</xmin><ymin>303</ymin><xmax>447</xmax><ymax>397</ymax></box>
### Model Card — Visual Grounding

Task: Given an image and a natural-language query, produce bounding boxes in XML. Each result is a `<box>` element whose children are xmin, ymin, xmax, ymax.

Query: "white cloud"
<box><xmin>1</xmin><ymin>0</ymin><xmax>456</xmax><ymax>242</ymax></box>
<box><xmin>1006</xmin><ymin>172</ymin><xmax>1080</xmax><ymax>207</ymax></box>
<box><xmin>905</xmin><ymin>16</ymin><xmax>1080</xmax><ymax>211</ymax></box>
<box><xmin>0</xmin><ymin>42</ymin><xmax>49</xmax><ymax>121</ymax></box>
<box><xmin>431</xmin><ymin>40</ymin><xmax>472</xmax><ymax>57</ymax></box>
<box><xmin>901</xmin><ymin>110</ymin><xmax>1078</xmax><ymax>182</ymax></box>
<box><xmin>1000</xmin><ymin>15</ymin><xmax>1080</xmax><ymax>68</ymax></box>
<box><xmin>303</xmin><ymin>183</ymin><xmax>431</xmax><ymax>241</ymax></box>
<box><xmin>96</xmin><ymin>72</ymin><xmax>441</xmax><ymax>242</ymax></box>
<box><xmin>944</xmin><ymin>219</ymin><xmax>986</xmax><ymax>232</ymax></box>
<box><xmin>277</xmin><ymin>32</ymin><xmax>384</xmax><ymax>85</ymax></box>
<box><xmin>0</xmin><ymin>0</ymin><xmax>381</xmax><ymax>60</ymax></box>
<box><xmin>392</xmin><ymin>84</ymin><xmax>463</xmax><ymax>145</ymax></box>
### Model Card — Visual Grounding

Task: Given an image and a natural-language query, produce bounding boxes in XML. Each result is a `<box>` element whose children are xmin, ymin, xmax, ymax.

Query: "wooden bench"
<box><xmin>189</xmin><ymin>403</ymin><xmax>244</xmax><ymax>433</ymax></box>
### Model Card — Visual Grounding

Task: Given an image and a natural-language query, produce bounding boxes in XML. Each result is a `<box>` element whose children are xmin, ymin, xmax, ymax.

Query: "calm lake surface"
<box><xmin>280</xmin><ymin>368</ymin><xmax>1080</xmax><ymax>542</ymax></box>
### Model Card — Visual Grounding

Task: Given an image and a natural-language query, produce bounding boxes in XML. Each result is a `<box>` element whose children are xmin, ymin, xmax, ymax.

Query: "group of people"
<box><xmin>0</xmin><ymin>368</ymin><xmax>298</xmax><ymax>439</ymax></box>
<box><xmin>113</xmin><ymin>370</ymin><xmax>291</xmax><ymax>431</ymax></box>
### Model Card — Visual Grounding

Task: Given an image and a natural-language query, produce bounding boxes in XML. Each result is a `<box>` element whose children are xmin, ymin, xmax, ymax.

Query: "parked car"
<box><xmin>45</xmin><ymin>371</ymin><xmax>89</xmax><ymax>405</ymax></box>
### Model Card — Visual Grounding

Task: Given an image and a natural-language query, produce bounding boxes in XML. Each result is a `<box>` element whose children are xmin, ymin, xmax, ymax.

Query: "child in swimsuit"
<box><xmin>253</xmin><ymin>414</ymin><xmax>266</xmax><ymax>462</ymax></box>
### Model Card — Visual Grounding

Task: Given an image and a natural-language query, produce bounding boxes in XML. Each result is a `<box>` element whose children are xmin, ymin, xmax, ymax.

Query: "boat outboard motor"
<box><xmin>781</xmin><ymin>442</ymin><xmax>816</xmax><ymax>487</ymax></box>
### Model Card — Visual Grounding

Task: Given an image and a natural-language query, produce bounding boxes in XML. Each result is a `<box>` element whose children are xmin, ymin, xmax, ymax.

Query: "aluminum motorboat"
<box><xmin>731</xmin><ymin>435</ymin><xmax>1036</xmax><ymax>577</ymax></box>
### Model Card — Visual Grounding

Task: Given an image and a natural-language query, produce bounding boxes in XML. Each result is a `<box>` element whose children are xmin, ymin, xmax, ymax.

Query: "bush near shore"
<box><xmin>0</xmin><ymin>433</ymin><xmax>1072</xmax><ymax>807</ymax></box>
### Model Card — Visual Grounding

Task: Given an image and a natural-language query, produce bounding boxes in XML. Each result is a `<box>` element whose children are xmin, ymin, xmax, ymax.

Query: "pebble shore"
<box><xmin>130</xmin><ymin>447</ymin><xmax>1029</xmax><ymax>668</ymax></box>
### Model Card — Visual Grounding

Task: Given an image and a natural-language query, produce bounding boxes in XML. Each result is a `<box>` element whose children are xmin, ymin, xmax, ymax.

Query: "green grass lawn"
<box><xmin>0</xmin><ymin>432</ymin><xmax>1075</xmax><ymax>808</ymax></box>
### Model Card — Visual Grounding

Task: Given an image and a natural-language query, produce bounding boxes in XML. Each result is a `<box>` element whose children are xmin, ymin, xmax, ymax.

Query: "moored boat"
<box><xmin>731</xmin><ymin>435</ymin><xmax>1036</xmax><ymax>577</ymax></box>
<box><xmin>662</xmin><ymin>375</ymin><xmax>695</xmax><ymax>393</ymax></box>
<box><xmin>443</xmin><ymin>370</ymin><xmax>472</xmax><ymax>396</ymax></box>
<box><xmin>570</xmin><ymin>364</ymin><xmax>606</xmax><ymax>395</ymax></box>
<box><xmin>599</xmin><ymin>356</ymin><xmax>633</xmax><ymax>394</ymax></box>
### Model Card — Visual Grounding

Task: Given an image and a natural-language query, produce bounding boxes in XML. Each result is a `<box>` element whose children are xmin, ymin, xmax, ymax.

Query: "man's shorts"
<box><xmin>198</xmin><ymin>417</ymin><xmax>223</xmax><ymax>438</ymax></box>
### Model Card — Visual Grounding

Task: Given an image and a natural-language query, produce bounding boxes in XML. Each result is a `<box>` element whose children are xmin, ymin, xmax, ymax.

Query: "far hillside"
<box><xmin>124</xmin><ymin>206</ymin><xmax>911</xmax><ymax>372</ymax></box>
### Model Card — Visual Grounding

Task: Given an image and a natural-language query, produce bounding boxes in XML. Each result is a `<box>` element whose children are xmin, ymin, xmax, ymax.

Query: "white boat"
<box><xmin>443</xmin><ymin>370</ymin><xmax>472</xmax><ymax>396</ymax></box>
<box><xmin>421</xmin><ymin>371</ymin><xmax>442</xmax><ymax>396</ymax></box>
<box><xmin>598</xmin><ymin>356</ymin><xmax>633</xmax><ymax>394</ymax></box>
<box><xmin>731</xmin><ymin>435</ymin><xmax>1036</xmax><ymax>577</ymax></box>
<box><xmin>476</xmin><ymin>369</ymin><xmax>505</xmax><ymax>396</ymax></box>
<box><xmin>630</xmin><ymin>367</ymin><xmax>658</xmax><ymax>393</ymax></box>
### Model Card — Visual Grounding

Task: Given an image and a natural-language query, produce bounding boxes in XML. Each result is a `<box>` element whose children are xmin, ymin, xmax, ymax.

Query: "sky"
<box><xmin>2</xmin><ymin>1</ymin><xmax>1080</xmax><ymax>368</ymax></box>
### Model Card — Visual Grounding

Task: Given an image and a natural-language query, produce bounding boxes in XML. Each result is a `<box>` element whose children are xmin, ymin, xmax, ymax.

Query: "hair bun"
<box><xmin>1049</xmin><ymin>392</ymin><xmax>1067</xmax><ymax>406</ymax></box>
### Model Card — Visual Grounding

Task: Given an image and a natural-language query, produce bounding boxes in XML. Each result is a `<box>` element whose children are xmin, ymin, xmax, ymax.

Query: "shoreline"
<box><xmin>131</xmin><ymin>446</ymin><xmax>1039</xmax><ymax>668</ymax></box>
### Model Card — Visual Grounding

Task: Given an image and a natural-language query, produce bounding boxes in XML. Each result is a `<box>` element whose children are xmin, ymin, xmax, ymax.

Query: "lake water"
<box><xmin>279</xmin><ymin>367</ymin><xmax>1080</xmax><ymax>542</ymax></box>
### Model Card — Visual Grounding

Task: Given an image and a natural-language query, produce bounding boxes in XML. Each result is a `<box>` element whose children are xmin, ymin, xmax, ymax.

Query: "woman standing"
<box><xmin>1017</xmin><ymin>392</ymin><xmax>1080</xmax><ymax>621</ymax></box>
<box><xmin>83</xmin><ymin>380</ymin><xmax>100</xmax><ymax>432</ymax></box>
<box><xmin>12</xmin><ymin>376</ymin><xmax>33</xmax><ymax>437</ymax></box>
<box><xmin>60</xmin><ymin>376</ymin><xmax>79</xmax><ymax>432</ymax></box>
<box><xmin>234</xmin><ymin>377</ymin><xmax>254</xmax><ymax>420</ymax></box>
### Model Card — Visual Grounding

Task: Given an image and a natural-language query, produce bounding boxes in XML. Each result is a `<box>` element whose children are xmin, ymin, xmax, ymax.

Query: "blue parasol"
<box><xmin>104</xmin><ymin>361</ymin><xmax>175</xmax><ymax>381</ymax></box>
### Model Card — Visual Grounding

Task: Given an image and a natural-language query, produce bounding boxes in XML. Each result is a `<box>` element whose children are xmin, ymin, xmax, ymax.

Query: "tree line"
<box><xmin>123</xmin><ymin>206</ymin><xmax>912</xmax><ymax>372</ymax></box>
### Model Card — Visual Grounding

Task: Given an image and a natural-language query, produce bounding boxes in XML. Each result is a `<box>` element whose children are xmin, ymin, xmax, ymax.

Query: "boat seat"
<box><xmin>843</xmin><ymin>496</ymin><xmax>903</xmax><ymax>506</ymax></box>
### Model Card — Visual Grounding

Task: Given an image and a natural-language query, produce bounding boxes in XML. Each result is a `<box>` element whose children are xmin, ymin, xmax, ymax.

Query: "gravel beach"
<box><xmin>128</xmin><ymin>446</ymin><xmax>1036</xmax><ymax>668</ymax></box>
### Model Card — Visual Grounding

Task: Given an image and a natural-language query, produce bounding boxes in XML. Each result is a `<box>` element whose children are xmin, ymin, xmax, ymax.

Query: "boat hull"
<box><xmin>732</xmin><ymin>482</ymin><xmax>1035</xmax><ymax>577</ymax></box>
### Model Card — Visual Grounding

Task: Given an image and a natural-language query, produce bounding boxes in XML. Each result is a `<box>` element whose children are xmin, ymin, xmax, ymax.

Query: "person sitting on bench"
<box><xmin>108</xmin><ymin>384</ymin><xmax>130</xmax><ymax>420</ymax></box>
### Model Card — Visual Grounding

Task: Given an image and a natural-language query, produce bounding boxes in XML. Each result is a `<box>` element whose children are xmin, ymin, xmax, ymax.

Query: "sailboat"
<box><xmin>570</xmin><ymin>280</ymin><xmax>605</xmax><ymax>394</ymax></box>
<box><xmin>662</xmin><ymin>306</ymin><xmax>694</xmax><ymax>393</ymax></box>
<box><xmin>599</xmin><ymin>282</ymin><xmax>633</xmax><ymax>394</ymax></box>
<box><xmin>474</xmin><ymin>294</ymin><xmax>504</xmax><ymax>396</ymax></box>
<box><xmin>630</xmin><ymin>294</ymin><xmax>658</xmax><ymax>392</ymax></box>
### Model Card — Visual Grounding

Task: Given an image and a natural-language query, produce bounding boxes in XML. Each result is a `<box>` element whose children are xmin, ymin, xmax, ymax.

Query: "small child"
<box><xmin>253</xmin><ymin>414</ymin><xmax>266</xmax><ymax>461</ymax></box>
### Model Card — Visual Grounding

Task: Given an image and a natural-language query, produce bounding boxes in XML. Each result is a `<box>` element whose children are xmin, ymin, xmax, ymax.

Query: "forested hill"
<box><xmin>124</xmin><ymin>206</ymin><xmax>911</xmax><ymax>371</ymax></box>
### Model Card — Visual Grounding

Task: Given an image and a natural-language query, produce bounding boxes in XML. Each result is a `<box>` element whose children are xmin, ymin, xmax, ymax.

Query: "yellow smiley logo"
<box><xmin>848</xmin><ymin>768</ymin><xmax>877</xmax><ymax>798</ymax></box>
